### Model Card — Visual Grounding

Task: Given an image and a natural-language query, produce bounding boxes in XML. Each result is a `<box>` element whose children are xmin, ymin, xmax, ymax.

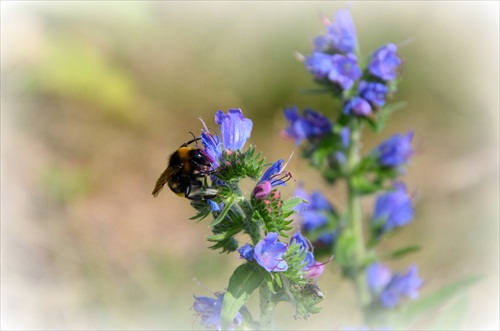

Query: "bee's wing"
<box><xmin>152</xmin><ymin>165</ymin><xmax>182</xmax><ymax>197</ymax></box>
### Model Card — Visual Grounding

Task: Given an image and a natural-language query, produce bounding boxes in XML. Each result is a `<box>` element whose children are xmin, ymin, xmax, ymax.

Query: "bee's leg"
<box><xmin>184</xmin><ymin>184</ymin><xmax>193</xmax><ymax>199</ymax></box>
<box><xmin>184</xmin><ymin>182</ymin><xmax>218</xmax><ymax>201</ymax></box>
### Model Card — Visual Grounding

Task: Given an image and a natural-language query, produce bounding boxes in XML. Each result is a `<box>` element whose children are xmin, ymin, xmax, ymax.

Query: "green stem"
<box><xmin>346</xmin><ymin>121</ymin><xmax>371</xmax><ymax>309</ymax></box>
<box><xmin>238</xmin><ymin>195</ymin><xmax>272</xmax><ymax>328</ymax></box>
<box><xmin>259</xmin><ymin>282</ymin><xmax>275</xmax><ymax>330</ymax></box>
<box><xmin>238</xmin><ymin>196</ymin><xmax>260</xmax><ymax>245</ymax></box>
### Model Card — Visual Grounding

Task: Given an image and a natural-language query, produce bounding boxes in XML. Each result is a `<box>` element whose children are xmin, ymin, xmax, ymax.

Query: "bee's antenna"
<box><xmin>183</xmin><ymin>131</ymin><xmax>201</xmax><ymax>147</ymax></box>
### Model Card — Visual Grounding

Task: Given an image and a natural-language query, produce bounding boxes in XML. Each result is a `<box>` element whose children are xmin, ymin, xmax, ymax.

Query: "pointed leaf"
<box><xmin>282</xmin><ymin>197</ymin><xmax>306</xmax><ymax>213</ymax></box>
<box><xmin>210</xmin><ymin>195</ymin><xmax>236</xmax><ymax>226</ymax></box>
<box><xmin>434</xmin><ymin>294</ymin><xmax>469</xmax><ymax>330</ymax></box>
<box><xmin>385</xmin><ymin>245</ymin><xmax>421</xmax><ymax>260</ymax></box>
<box><xmin>221</xmin><ymin>263</ymin><xmax>264</xmax><ymax>330</ymax></box>
<box><xmin>398</xmin><ymin>275</ymin><xmax>483</xmax><ymax>325</ymax></box>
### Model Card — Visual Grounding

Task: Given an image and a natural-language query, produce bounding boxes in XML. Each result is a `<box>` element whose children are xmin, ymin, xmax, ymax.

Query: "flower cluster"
<box><xmin>279</xmin><ymin>7</ymin><xmax>423</xmax><ymax>329</ymax></box>
<box><xmin>167</xmin><ymin>5</ymin><xmax>426</xmax><ymax>330</ymax></box>
<box><xmin>367</xmin><ymin>262</ymin><xmax>422</xmax><ymax>308</ymax></box>
<box><xmin>201</xmin><ymin>108</ymin><xmax>254</xmax><ymax>172</ymax></box>
<box><xmin>239</xmin><ymin>231</ymin><xmax>326</xmax><ymax>280</ymax></box>
<box><xmin>302</xmin><ymin>9</ymin><xmax>402</xmax><ymax>119</ymax></box>
<box><xmin>180</xmin><ymin>108</ymin><xmax>326</xmax><ymax>329</ymax></box>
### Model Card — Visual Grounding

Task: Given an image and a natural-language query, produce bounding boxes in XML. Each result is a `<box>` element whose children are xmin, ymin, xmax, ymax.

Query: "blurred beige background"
<box><xmin>1</xmin><ymin>1</ymin><xmax>498</xmax><ymax>330</ymax></box>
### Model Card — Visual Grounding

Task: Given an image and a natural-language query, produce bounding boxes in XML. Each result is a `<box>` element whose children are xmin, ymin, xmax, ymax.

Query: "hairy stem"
<box><xmin>238</xmin><ymin>196</ymin><xmax>260</xmax><ymax>245</ymax></box>
<box><xmin>259</xmin><ymin>282</ymin><xmax>275</xmax><ymax>330</ymax></box>
<box><xmin>346</xmin><ymin>121</ymin><xmax>371</xmax><ymax>309</ymax></box>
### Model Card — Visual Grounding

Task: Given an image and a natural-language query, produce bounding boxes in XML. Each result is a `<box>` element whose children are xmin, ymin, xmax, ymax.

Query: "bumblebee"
<box><xmin>152</xmin><ymin>138</ymin><xmax>213</xmax><ymax>199</ymax></box>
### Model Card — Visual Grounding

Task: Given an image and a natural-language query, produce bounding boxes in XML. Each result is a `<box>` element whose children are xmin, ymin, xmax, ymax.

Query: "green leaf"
<box><xmin>351</xmin><ymin>175</ymin><xmax>383</xmax><ymax>195</ymax></box>
<box><xmin>385</xmin><ymin>245</ymin><xmax>421</xmax><ymax>260</ymax></box>
<box><xmin>398</xmin><ymin>275</ymin><xmax>483</xmax><ymax>326</ymax></box>
<box><xmin>282</xmin><ymin>197</ymin><xmax>305</xmax><ymax>213</ymax></box>
<box><xmin>434</xmin><ymin>294</ymin><xmax>470</xmax><ymax>330</ymax></box>
<box><xmin>210</xmin><ymin>195</ymin><xmax>236</xmax><ymax>226</ymax></box>
<box><xmin>334</xmin><ymin>229</ymin><xmax>356</xmax><ymax>267</ymax></box>
<box><xmin>221</xmin><ymin>263</ymin><xmax>264</xmax><ymax>330</ymax></box>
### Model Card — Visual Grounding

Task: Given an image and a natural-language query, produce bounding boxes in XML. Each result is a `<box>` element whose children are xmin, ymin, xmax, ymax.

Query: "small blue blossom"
<box><xmin>207</xmin><ymin>200</ymin><xmax>221</xmax><ymax>212</ymax></box>
<box><xmin>314</xmin><ymin>9</ymin><xmax>358</xmax><ymax>54</ymax></box>
<box><xmin>358</xmin><ymin>80</ymin><xmax>389</xmax><ymax>108</ymax></box>
<box><xmin>372</xmin><ymin>182</ymin><xmax>414</xmax><ymax>235</ymax></box>
<box><xmin>367</xmin><ymin>263</ymin><xmax>422</xmax><ymax>308</ymax></box>
<box><xmin>328</xmin><ymin>53</ymin><xmax>362</xmax><ymax>90</ymax></box>
<box><xmin>374</xmin><ymin>131</ymin><xmax>414</xmax><ymax>168</ymax></box>
<box><xmin>215</xmin><ymin>108</ymin><xmax>253</xmax><ymax>151</ymax></box>
<box><xmin>305</xmin><ymin>52</ymin><xmax>334</xmax><ymax>79</ymax></box>
<box><xmin>343</xmin><ymin>96</ymin><xmax>372</xmax><ymax>117</ymax></box>
<box><xmin>282</xmin><ymin>106</ymin><xmax>332</xmax><ymax>145</ymax></box>
<box><xmin>254</xmin><ymin>232</ymin><xmax>288</xmax><ymax>272</ymax></box>
<box><xmin>193</xmin><ymin>292</ymin><xmax>243</xmax><ymax>330</ymax></box>
<box><xmin>368</xmin><ymin>43</ymin><xmax>401</xmax><ymax>81</ymax></box>
<box><xmin>238</xmin><ymin>243</ymin><xmax>254</xmax><ymax>261</ymax></box>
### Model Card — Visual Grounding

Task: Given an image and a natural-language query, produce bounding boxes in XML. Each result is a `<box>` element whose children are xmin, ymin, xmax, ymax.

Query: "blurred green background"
<box><xmin>1</xmin><ymin>1</ymin><xmax>498</xmax><ymax>330</ymax></box>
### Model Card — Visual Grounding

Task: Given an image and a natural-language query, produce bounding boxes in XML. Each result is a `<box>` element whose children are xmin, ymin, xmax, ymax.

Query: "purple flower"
<box><xmin>367</xmin><ymin>262</ymin><xmax>392</xmax><ymax>293</ymax></box>
<box><xmin>282</xmin><ymin>106</ymin><xmax>332</xmax><ymax>145</ymax></box>
<box><xmin>328</xmin><ymin>53</ymin><xmax>362</xmax><ymax>90</ymax></box>
<box><xmin>238</xmin><ymin>243</ymin><xmax>254</xmax><ymax>261</ymax></box>
<box><xmin>367</xmin><ymin>263</ymin><xmax>422</xmax><ymax>308</ymax></box>
<box><xmin>215</xmin><ymin>108</ymin><xmax>253</xmax><ymax>151</ymax></box>
<box><xmin>252</xmin><ymin>159</ymin><xmax>291</xmax><ymax>200</ymax></box>
<box><xmin>314</xmin><ymin>9</ymin><xmax>358</xmax><ymax>54</ymax></box>
<box><xmin>305</xmin><ymin>52</ymin><xmax>334</xmax><ymax>79</ymax></box>
<box><xmin>201</xmin><ymin>130</ymin><xmax>223</xmax><ymax>169</ymax></box>
<box><xmin>343</xmin><ymin>96</ymin><xmax>372</xmax><ymax>116</ymax></box>
<box><xmin>201</xmin><ymin>109</ymin><xmax>252</xmax><ymax>168</ymax></box>
<box><xmin>254</xmin><ymin>232</ymin><xmax>288</xmax><ymax>272</ymax></box>
<box><xmin>374</xmin><ymin>131</ymin><xmax>414</xmax><ymax>168</ymax></box>
<box><xmin>260</xmin><ymin>159</ymin><xmax>286</xmax><ymax>185</ymax></box>
<box><xmin>193</xmin><ymin>292</ymin><xmax>243</xmax><ymax>330</ymax></box>
<box><xmin>358</xmin><ymin>80</ymin><xmax>389</xmax><ymax>108</ymax></box>
<box><xmin>327</xmin><ymin>9</ymin><xmax>358</xmax><ymax>53</ymax></box>
<box><xmin>368</xmin><ymin>43</ymin><xmax>401</xmax><ymax>81</ymax></box>
<box><xmin>372</xmin><ymin>183</ymin><xmax>414</xmax><ymax>235</ymax></box>
<box><xmin>295</xmin><ymin>186</ymin><xmax>335</xmax><ymax>233</ymax></box>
